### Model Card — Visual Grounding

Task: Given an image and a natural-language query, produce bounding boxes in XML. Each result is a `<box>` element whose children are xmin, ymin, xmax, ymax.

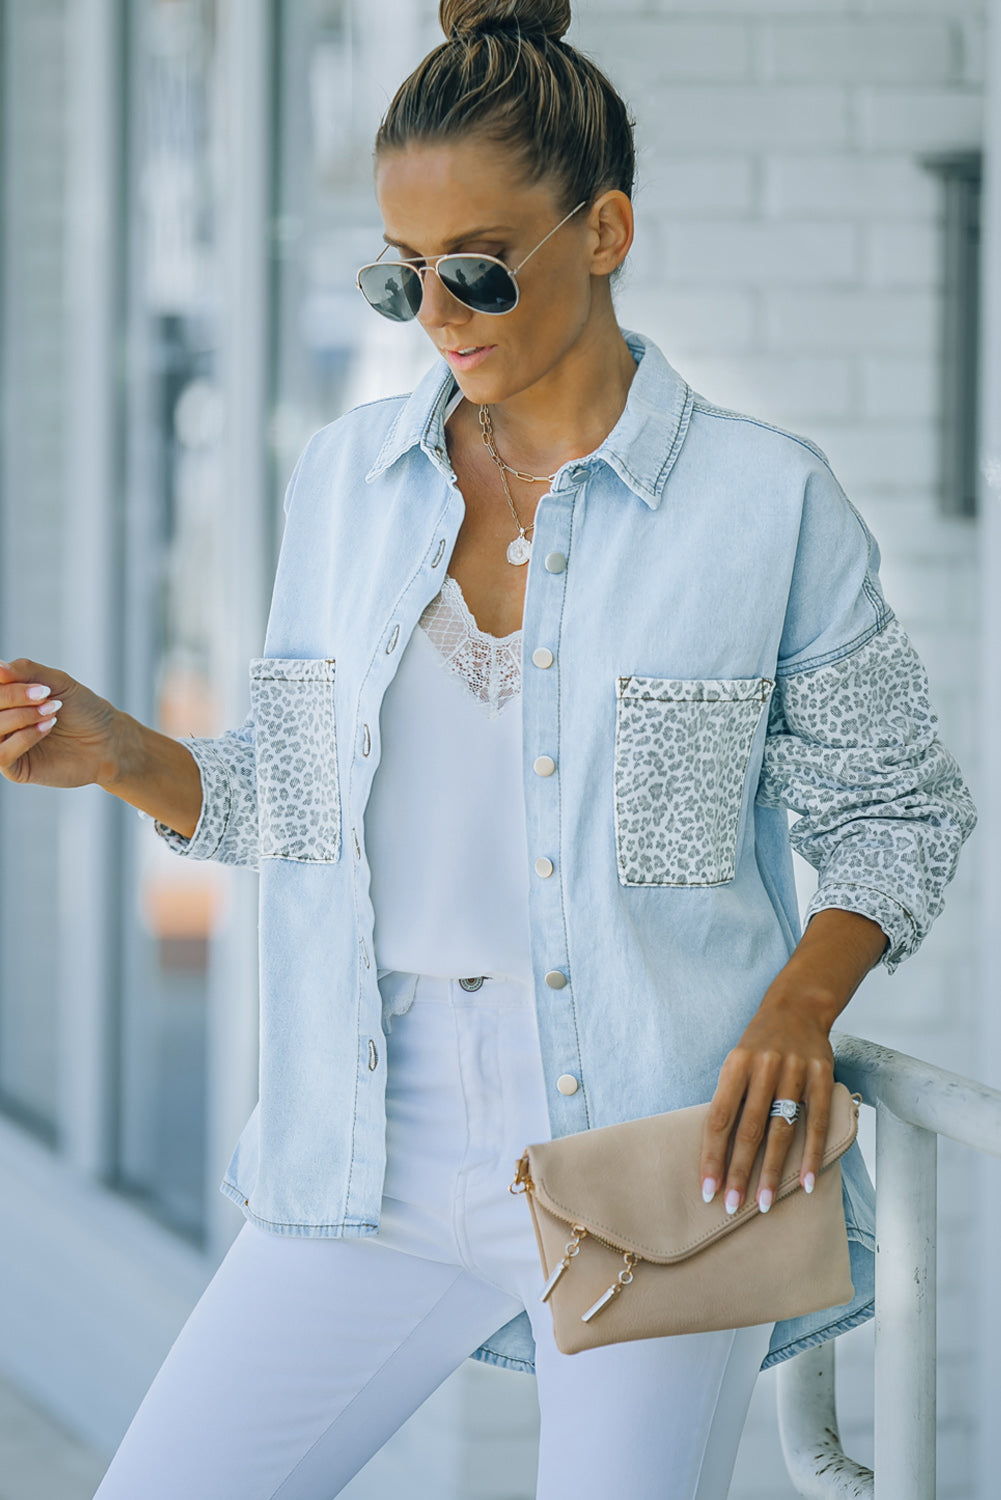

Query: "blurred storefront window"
<box><xmin>113</xmin><ymin>0</ymin><xmax>227</xmax><ymax>1242</ymax></box>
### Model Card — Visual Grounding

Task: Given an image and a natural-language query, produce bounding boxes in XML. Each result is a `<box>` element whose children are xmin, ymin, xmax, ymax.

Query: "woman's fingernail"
<box><xmin>725</xmin><ymin>1189</ymin><xmax>740</xmax><ymax>1216</ymax></box>
<box><xmin>37</xmin><ymin>716</ymin><xmax>57</xmax><ymax>732</ymax></box>
<box><xmin>804</xmin><ymin>1173</ymin><xmax>816</xmax><ymax>1195</ymax></box>
<box><xmin>702</xmin><ymin>1178</ymin><xmax>716</xmax><ymax>1204</ymax></box>
<box><xmin>758</xmin><ymin>1188</ymin><xmax>773</xmax><ymax>1213</ymax></box>
<box><xmin>26</xmin><ymin>684</ymin><xmax>51</xmax><ymax>701</ymax></box>
<box><xmin>38</xmin><ymin>699</ymin><xmax>62</xmax><ymax>717</ymax></box>
<box><xmin>0</xmin><ymin>660</ymin><xmax>10</xmax><ymax>669</ymax></box>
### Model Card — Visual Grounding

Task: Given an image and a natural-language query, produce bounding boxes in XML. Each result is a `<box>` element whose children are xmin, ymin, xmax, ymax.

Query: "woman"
<box><xmin>0</xmin><ymin>1</ymin><xmax>976</xmax><ymax>1496</ymax></box>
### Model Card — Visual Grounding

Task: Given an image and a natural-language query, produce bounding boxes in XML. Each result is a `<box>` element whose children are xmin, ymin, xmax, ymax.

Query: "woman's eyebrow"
<box><xmin>382</xmin><ymin>225</ymin><xmax>515</xmax><ymax>254</ymax></box>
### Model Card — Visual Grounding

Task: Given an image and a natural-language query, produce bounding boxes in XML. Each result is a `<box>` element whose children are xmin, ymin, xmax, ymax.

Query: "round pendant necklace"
<box><xmin>479</xmin><ymin>404</ymin><xmax>556</xmax><ymax>567</ymax></box>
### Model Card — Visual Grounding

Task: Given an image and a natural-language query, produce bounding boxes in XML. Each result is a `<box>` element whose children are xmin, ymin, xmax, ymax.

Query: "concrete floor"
<box><xmin>0</xmin><ymin>1377</ymin><xmax>106</xmax><ymax>1500</ymax></box>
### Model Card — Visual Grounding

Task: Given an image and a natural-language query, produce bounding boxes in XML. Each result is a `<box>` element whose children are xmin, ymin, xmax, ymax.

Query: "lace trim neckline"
<box><xmin>417</xmin><ymin>573</ymin><xmax>523</xmax><ymax>718</ymax></box>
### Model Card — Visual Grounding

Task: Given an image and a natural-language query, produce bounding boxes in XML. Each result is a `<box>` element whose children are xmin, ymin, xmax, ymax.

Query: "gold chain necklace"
<box><xmin>479</xmin><ymin>404</ymin><xmax>557</xmax><ymax>567</ymax></box>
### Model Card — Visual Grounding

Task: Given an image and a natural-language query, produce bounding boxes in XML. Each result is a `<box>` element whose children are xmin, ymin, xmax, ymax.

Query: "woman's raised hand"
<box><xmin>0</xmin><ymin>658</ymin><xmax>120</xmax><ymax>789</ymax></box>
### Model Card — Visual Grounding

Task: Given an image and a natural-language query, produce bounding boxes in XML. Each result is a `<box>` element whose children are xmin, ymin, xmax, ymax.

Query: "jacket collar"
<box><xmin>364</xmin><ymin>329</ymin><xmax>693</xmax><ymax>511</ymax></box>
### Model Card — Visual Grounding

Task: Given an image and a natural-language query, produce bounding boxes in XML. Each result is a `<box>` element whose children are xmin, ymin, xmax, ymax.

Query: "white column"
<box><xmin>874</xmin><ymin>1108</ymin><xmax>937</xmax><ymax>1500</ymax></box>
<box><xmin>976</xmin><ymin>3</ymin><xmax>1001</xmax><ymax>1495</ymax></box>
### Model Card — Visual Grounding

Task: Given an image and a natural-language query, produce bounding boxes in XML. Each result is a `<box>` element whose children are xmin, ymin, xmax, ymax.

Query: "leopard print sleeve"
<box><xmin>756</xmin><ymin>615</ymin><xmax>976</xmax><ymax>972</ymax></box>
<box><xmin>146</xmin><ymin>713</ymin><xmax>260</xmax><ymax>870</ymax></box>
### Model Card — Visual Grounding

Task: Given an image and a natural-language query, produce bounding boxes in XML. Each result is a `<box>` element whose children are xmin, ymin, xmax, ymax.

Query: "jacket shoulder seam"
<box><xmin>690</xmin><ymin>399</ymin><xmax>830</xmax><ymax>464</ymax></box>
<box><xmin>776</xmin><ymin>606</ymin><xmax>897</xmax><ymax>678</ymax></box>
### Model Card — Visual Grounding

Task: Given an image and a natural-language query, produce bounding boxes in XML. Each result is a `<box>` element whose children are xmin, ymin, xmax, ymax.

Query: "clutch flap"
<box><xmin>524</xmin><ymin>1081</ymin><xmax>859</xmax><ymax>1264</ymax></box>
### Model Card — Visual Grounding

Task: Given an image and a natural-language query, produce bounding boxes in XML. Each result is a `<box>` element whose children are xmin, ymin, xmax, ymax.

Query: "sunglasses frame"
<box><xmin>356</xmin><ymin>199</ymin><xmax>588</xmax><ymax>322</ymax></box>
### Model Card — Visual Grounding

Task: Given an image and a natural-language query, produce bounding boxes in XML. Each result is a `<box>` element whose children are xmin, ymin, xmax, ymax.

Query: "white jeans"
<box><xmin>94</xmin><ymin>973</ymin><xmax>772</xmax><ymax>1499</ymax></box>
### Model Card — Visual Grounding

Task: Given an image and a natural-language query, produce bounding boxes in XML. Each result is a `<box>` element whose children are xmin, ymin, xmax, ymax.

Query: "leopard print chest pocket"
<box><xmin>613</xmin><ymin>675</ymin><xmax>774</xmax><ymax>888</ymax></box>
<box><xmin>250</xmin><ymin>657</ymin><xmax>341</xmax><ymax>862</ymax></box>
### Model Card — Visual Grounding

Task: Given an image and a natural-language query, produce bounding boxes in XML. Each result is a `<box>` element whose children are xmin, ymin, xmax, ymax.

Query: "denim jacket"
<box><xmin>153</xmin><ymin>329</ymin><xmax>976</xmax><ymax>1372</ymax></box>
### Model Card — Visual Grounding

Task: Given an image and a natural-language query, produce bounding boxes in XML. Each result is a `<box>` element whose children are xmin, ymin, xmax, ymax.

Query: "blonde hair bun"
<box><xmin>440</xmin><ymin>0</ymin><xmax>571</xmax><ymax>42</ymax></box>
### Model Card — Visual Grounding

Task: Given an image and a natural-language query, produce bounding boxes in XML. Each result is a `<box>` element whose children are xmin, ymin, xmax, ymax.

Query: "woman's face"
<box><xmin>373</xmin><ymin>138</ymin><xmax>623</xmax><ymax>406</ymax></box>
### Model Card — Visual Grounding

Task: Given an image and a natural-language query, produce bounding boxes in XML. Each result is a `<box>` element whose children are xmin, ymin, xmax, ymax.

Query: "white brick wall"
<box><xmin>570</xmin><ymin>0</ymin><xmax>985</xmax><ymax>1494</ymax></box>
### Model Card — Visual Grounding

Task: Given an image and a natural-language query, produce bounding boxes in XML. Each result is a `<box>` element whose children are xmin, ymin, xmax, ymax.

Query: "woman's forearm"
<box><xmin>98</xmin><ymin>710</ymin><xmax>203</xmax><ymax>840</ymax></box>
<box><xmin>761</xmin><ymin>907</ymin><xmax>889</xmax><ymax>1030</ymax></box>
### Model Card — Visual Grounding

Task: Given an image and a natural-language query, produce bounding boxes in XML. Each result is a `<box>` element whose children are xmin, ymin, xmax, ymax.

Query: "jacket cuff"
<box><xmin>146</xmin><ymin>740</ymin><xmax>232</xmax><ymax>860</ymax></box>
<box><xmin>803</xmin><ymin>883</ymin><xmax>917</xmax><ymax>975</ymax></box>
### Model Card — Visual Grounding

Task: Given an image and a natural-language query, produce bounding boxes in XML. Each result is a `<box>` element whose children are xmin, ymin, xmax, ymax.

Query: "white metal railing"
<box><xmin>776</xmin><ymin>1033</ymin><xmax>1001</xmax><ymax>1500</ymax></box>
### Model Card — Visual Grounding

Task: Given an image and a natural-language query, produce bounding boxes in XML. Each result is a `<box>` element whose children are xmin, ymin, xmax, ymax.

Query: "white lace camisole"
<box><xmin>365</xmin><ymin>390</ymin><xmax>533</xmax><ymax>986</ymax></box>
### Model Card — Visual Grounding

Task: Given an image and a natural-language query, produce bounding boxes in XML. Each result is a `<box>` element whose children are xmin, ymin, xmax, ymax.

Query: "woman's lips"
<box><xmin>443</xmin><ymin>345</ymin><xmax>495</xmax><ymax>372</ymax></box>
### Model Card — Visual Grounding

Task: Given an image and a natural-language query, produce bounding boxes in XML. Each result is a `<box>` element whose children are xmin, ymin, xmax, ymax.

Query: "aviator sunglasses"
<box><xmin>356</xmin><ymin>200</ymin><xmax>587</xmax><ymax>322</ymax></box>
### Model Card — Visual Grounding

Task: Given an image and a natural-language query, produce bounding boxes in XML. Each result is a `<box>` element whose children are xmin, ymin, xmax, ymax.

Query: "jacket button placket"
<box><xmin>353</xmin><ymin>494</ymin><xmax>463</xmax><ymax>1146</ymax></box>
<box><xmin>525</xmin><ymin>471</ymin><xmax>586</xmax><ymax>1129</ymax></box>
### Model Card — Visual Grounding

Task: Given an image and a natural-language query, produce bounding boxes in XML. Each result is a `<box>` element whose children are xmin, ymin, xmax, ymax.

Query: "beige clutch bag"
<box><xmin>510</xmin><ymin>1082</ymin><xmax>861</xmax><ymax>1355</ymax></box>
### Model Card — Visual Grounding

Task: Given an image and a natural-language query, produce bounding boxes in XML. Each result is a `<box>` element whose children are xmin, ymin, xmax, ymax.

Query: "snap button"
<box><xmin>352</xmin><ymin>827</ymin><xmax>361</xmax><ymax>859</ymax></box>
<box><xmin>431</xmin><ymin>537</ymin><xmax>446</xmax><ymax>567</ymax></box>
<box><xmin>532</xmin><ymin>647</ymin><xmax>554</xmax><ymax>669</ymax></box>
<box><xmin>386</xmin><ymin>624</ymin><xmax>400</xmax><ymax>654</ymax></box>
<box><xmin>362</xmin><ymin>723</ymin><xmax>371</xmax><ymax>757</ymax></box>
<box><xmin>545</xmin><ymin>969</ymin><xmax>567</xmax><ymax>988</ymax></box>
<box><xmin>571</xmin><ymin>468</ymin><xmax>588</xmax><ymax>483</ymax></box>
<box><xmin>533</xmin><ymin>755</ymin><xmax>556</xmax><ymax>777</ymax></box>
<box><xmin>535</xmin><ymin>856</ymin><xmax>554</xmax><ymax>878</ymax></box>
<box><xmin>544</xmin><ymin>551</ymin><xmax>567</xmax><ymax>573</ymax></box>
<box><xmin>368</xmin><ymin>1039</ymin><xmax>379</xmax><ymax>1071</ymax></box>
<box><xmin>556</xmin><ymin>1074</ymin><xmax>579</xmax><ymax>1095</ymax></box>
<box><xmin>459</xmin><ymin>975</ymin><xmax>485</xmax><ymax>991</ymax></box>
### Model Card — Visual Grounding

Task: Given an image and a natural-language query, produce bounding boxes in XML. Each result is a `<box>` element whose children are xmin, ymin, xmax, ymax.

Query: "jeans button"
<box><xmin>459</xmin><ymin>975</ymin><xmax>485</xmax><ymax>991</ymax></box>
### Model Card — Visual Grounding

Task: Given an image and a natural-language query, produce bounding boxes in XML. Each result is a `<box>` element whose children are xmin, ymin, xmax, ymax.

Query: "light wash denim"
<box><xmin>154</xmin><ymin>329</ymin><xmax>976</xmax><ymax>1373</ymax></box>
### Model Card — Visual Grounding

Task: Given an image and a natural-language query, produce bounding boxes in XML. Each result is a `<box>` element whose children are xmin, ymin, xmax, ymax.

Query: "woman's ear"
<box><xmin>587</xmin><ymin>190</ymin><xmax>633</xmax><ymax>278</ymax></box>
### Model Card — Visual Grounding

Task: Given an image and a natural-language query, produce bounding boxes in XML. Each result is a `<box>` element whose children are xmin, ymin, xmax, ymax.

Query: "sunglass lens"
<box><xmin>358</xmin><ymin>264</ymin><xmax>423</xmax><ymax>321</ymax></box>
<box><xmin>438</xmin><ymin>257</ymin><xmax>518</xmax><ymax>314</ymax></box>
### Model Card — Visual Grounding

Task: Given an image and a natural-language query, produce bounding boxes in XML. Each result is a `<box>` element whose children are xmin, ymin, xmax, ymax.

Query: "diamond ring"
<box><xmin>769</xmin><ymin>1098</ymin><xmax>803</xmax><ymax>1125</ymax></box>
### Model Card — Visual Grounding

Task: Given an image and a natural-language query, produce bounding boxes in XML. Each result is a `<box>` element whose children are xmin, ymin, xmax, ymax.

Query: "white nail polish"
<box><xmin>702</xmin><ymin>1178</ymin><xmax>716</xmax><ymax>1204</ymax></box>
<box><xmin>725</xmin><ymin>1189</ymin><xmax>740</xmax><ymax>1216</ymax></box>
<box><xmin>38</xmin><ymin>699</ymin><xmax>62</xmax><ymax>717</ymax></box>
<box><xmin>804</xmin><ymin>1173</ymin><xmax>816</xmax><ymax>1195</ymax></box>
<box><xmin>758</xmin><ymin>1189</ymin><xmax>773</xmax><ymax>1213</ymax></box>
<box><xmin>26</xmin><ymin>684</ymin><xmax>51</xmax><ymax>701</ymax></box>
<box><xmin>37</xmin><ymin>716</ymin><xmax>56</xmax><ymax>732</ymax></box>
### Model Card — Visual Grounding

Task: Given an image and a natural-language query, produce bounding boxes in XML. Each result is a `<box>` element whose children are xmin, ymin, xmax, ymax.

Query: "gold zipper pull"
<box><xmin>540</xmin><ymin>1260</ymin><xmax>570</xmax><ymax>1300</ymax></box>
<box><xmin>540</xmin><ymin>1225</ymin><xmax>588</xmax><ymax>1302</ymax></box>
<box><xmin>581</xmin><ymin>1252</ymin><xmax>639</xmax><ymax>1323</ymax></box>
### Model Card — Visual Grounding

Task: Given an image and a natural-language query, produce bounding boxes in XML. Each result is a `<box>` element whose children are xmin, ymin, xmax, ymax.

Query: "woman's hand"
<box><xmin>0</xmin><ymin>658</ymin><xmax>120</xmax><ymax>788</ymax></box>
<box><xmin>0</xmin><ymin>657</ymin><xmax>204</xmax><ymax>838</ymax></box>
<box><xmin>699</xmin><ymin>909</ymin><xmax>888</xmax><ymax>1214</ymax></box>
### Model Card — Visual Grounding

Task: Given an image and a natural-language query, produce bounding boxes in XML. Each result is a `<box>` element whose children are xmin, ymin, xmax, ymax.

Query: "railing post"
<box><xmin>777</xmin><ymin>1340</ymin><xmax>874</xmax><ymax>1498</ymax></box>
<box><xmin>874</xmin><ymin>1105</ymin><xmax>938</xmax><ymax>1499</ymax></box>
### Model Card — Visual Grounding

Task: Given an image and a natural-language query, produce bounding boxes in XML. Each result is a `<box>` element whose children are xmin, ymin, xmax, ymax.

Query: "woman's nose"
<box><xmin>417</xmin><ymin>267</ymin><xmax>471</xmax><ymax>331</ymax></box>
